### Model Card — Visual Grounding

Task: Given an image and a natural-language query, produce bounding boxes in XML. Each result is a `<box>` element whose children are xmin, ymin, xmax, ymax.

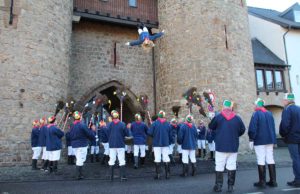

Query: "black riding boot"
<box><xmin>120</xmin><ymin>166</ymin><xmax>128</xmax><ymax>181</ymax></box>
<box><xmin>213</xmin><ymin>171</ymin><xmax>223</xmax><ymax>192</ymax></box>
<box><xmin>90</xmin><ymin>154</ymin><xmax>94</xmax><ymax>163</ymax></box>
<box><xmin>227</xmin><ymin>170</ymin><xmax>236</xmax><ymax>193</ymax></box>
<box><xmin>254</xmin><ymin>165</ymin><xmax>266</xmax><ymax>188</ymax></box>
<box><xmin>164</xmin><ymin>162</ymin><xmax>170</xmax><ymax>179</ymax></box>
<box><xmin>169</xmin><ymin>154</ymin><xmax>176</xmax><ymax>165</ymax></box>
<box><xmin>140</xmin><ymin>157</ymin><xmax>145</xmax><ymax>166</ymax></box>
<box><xmin>266</xmin><ymin>164</ymin><xmax>277</xmax><ymax>187</ymax></box>
<box><xmin>101</xmin><ymin>155</ymin><xmax>106</xmax><ymax>165</ymax></box>
<box><xmin>53</xmin><ymin>161</ymin><xmax>58</xmax><ymax>173</ymax></box>
<box><xmin>109</xmin><ymin>165</ymin><xmax>114</xmax><ymax>181</ymax></box>
<box><xmin>179</xmin><ymin>153</ymin><xmax>182</xmax><ymax>164</ymax></box>
<box><xmin>180</xmin><ymin>164</ymin><xmax>188</xmax><ymax>177</ymax></box>
<box><xmin>210</xmin><ymin>151</ymin><xmax>214</xmax><ymax>160</ymax></box>
<box><xmin>32</xmin><ymin>159</ymin><xmax>39</xmax><ymax>170</ymax></box>
<box><xmin>42</xmin><ymin>160</ymin><xmax>49</xmax><ymax>171</ymax></box>
<box><xmin>203</xmin><ymin>149</ymin><xmax>207</xmax><ymax>158</ymax></box>
<box><xmin>134</xmin><ymin>156</ymin><xmax>139</xmax><ymax>169</ymax></box>
<box><xmin>191</xmin><ymin>163</ymin><xmax>196</xmax><ymax>176</ymax></box>
<box><xmin>76</xmin><ymin>166</ymin><xmax>84</xmax><ymax>180</ymax></box>
<box><xmin>71</xmin><ymin>156</ymin><xmax>76</xmax><ymax>165</ymax></box>
<box><xmin>198</xmin><ymin>149</ymin><xmax>202</xmax><ymax>158</ymax></box>
<box><xmin>96</xmin><ymin>154</ymin><xmax>100</xmax><ymax>162</ymax></box>
<box><xmin>67</xmin><ymin>156</ymin><xmax>72</xmax><ymax>165</ymax></box>
<box><xmin>154</xmin><ymin>162</ymin><xmax>161</xmax><ymax>180</ymax></box>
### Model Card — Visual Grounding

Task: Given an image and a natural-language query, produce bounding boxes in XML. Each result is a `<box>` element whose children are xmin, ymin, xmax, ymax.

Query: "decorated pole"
<box><xmin>114</xmin><ymin>89</ymin><xmax>127</xmax><ymax>122</ymax></box>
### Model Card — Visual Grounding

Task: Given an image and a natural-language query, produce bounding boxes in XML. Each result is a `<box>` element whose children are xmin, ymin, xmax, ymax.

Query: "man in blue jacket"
<box><xmin>197</xmin><ymin>120</ymin><xmax>207</xmax><ymax>158</ymax></box>
<box><xmin>69</xmin><ymin>111</ymin><xmax>95</xmax><ymax>180</ymax></box>
<box><xmin>280</xmin><ymin>93</ymin><xmax>300</xmax><ymax>187</ymax></box>
<box><xmin>31</xmin><ymin>120</ymin><xmax>41</xmax><ymax>170</ymax></box>
<box><xmin>106</xmin><ymin>110</ymin><xmax>130</xmax><ymax>181</ymax></box>
<box><xmin>207</xmin><ymin>129</ymin><xmax>216</xmax><ymax>161</ymax></box>
<box><xmin>177</xmin><ymin>115</ymin><xmax>198</xmax><ymax>177</ymax></box>
<box><xmin>169</xmin><ymin>118</ymin><xmax>178</xmax><ymax>165</ymax></box>
<box><xmin>248</xmin><ymin>98</ymin><xmax>277</xmax><ymax>188</ymax></box>
<box><xmin>148</xmin><ymin>110</ymin><xmax>173</xmax><ymax>179</ymax></box>
<box><xmin>39</xmin><ymin>117</ymin><xmax>50</xmax><ymax>171</ymax></box>
<box><xmin>131</xmin><ymin>113</ymin><xmax>148</xmax><ymax>169</ymax></box>
<box><xmin>46</xmin><ymin>116</ymin><xmax>64</xmax><ymax>173</ymax></box>
<box><xmin>209</xmin><ymin>100</ymin><xmax>245</xmax><ymax>193</ymax></box>
<box><xmin>99</xmin><ymin>120</ymin><xmax>109</xmax><ymax>165</ymax></box>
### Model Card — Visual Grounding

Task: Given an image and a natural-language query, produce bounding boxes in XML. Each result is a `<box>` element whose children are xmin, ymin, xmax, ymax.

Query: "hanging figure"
<box><xmin>125</xmin><ymin>23</ymin><xmax>165</xmax><ymax>49</ymax></box>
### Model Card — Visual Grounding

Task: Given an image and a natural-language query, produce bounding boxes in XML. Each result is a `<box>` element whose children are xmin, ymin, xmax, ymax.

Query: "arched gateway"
<box><xmin>77</xmin><ymin>80</ymin><xmax>144</xmax><ymax>123</ymax></box>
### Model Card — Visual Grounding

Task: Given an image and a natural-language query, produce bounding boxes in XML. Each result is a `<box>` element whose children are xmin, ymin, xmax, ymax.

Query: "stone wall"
<box><xmin>69</xmin><ymin>21</ymin><xmax>155</xmax><ymax>115</ymax></box>
<box><xmin>0</xmin><ymin>0</ymin><xmax>73</xmax><ymax>166</ymax></box>
<box><xmin>156</xmin><ymin>0</ymin><xmax>256</xmax><ymax>152</ymax></box>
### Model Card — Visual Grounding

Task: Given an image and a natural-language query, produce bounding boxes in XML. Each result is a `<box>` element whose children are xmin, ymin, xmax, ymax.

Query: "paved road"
<box><xmin>1</xmin><ymin>167</ymin><xmax>299</xmax><ymax>194</ymax></box>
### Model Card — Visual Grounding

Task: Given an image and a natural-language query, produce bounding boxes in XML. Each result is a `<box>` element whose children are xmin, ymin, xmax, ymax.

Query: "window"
<box><xmin>256</xmin><ymin>70</ymin><xmax>264</xmax><ymax>90</ymax></box>
<box><xmin>275</xmin><ymin>71</ymin><xmax>283</xmax><ymax>90</ymax></box>
<box><xmin>266</xmin><ymin>70</ymin><xmax>274</xmax><ymax>90</ymax></box>
<box><xmin>294</xmin><ymin>11</ymin><xmax>300</xmax><ymax>22</ymax></box>
<box><xmin>129</xmin><ymin>0</ymin><xmax>137</xmax><ymax>7</ymax></box>
<box><xmin>255</xmin><ymin>67</ymin><xmax>286</xmax><ymax>92</ymax></box>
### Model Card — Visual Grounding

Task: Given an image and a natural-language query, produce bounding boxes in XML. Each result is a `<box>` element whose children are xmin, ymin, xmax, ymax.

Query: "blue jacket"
<box><xmin>198</xmin><ymin>125</ymin><xmax>206</xmax><ymax>140</ymax></box>
<box><xmin>129</xmin><ymin>31</ymin><xmax>164</xmax><ymax>46</ymax></box>
<box><xmin>206</xmin><ymin>130</ymin><xmax>216</xmax><ymax>143</ymax></box>
<box><xmin>65</xmin><ymin>131</ymin><xmax>71</xmax><ymax>147</ymax></box>
<box><xmin>38</xmin><ymin>125</ymin><xmax>47</xmax><ymax>147</ymax></box>
<box><xmin>148</xmin><ymin>118</ymin><xmax>173</xmax><ymax>147</ymax></box>
<box><xmin>89</xmin><ymin>129</ymin><xmax>98</xmax><ymax>146</ymax></box>
<box><xmin>209</xmin><ymin>110</ymin><xmax>245</xmax><ymax>153</ymax></box>
<box><xmin>99</xmin><ymin>126</ymin><xmax>108</xmax><ymax>143</ymax></box>
<box><xmin>46</xmin><ymin>124</ymin><xmax>64</xmax><ymax>151</ymax></box>
<box><xmin>177</xmin><ymin>123</ymin><xmax>198</xmax><ymax>150</ymax></box>
<box><xmin>131</xmin><ymin>121</ymin><xmax>148</xmax><ymax>145</ymax></box>
<box><xmin>248</xmin><ymin>108</ymin><xmax>277</xmax><ymax>145</ymax></box>
<box><xmin>31</xmin><ymin>127</ymin><xmax>40</xmax><ymax>147</ymax></box>
<box><xmin>69</xmin><ymin>121</ymin><xmax>95</xmax><ymax>148</ymax></box>
<box><xmin>170</xmin><ymin>124</ymin><xmax>178</xmax><ymax>144</ymax></box>
<box><xmin>280</xmin><ymin>104</ymin><xmax>300</xmax><ymax>144</ymax></box>
<box><xmin>105</xmin><ymin>120</ymin><xmax>130</xmax><ymax>148</ymax></box>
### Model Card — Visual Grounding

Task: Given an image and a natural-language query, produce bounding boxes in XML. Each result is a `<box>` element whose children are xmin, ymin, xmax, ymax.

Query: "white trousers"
<box><xmin>169</xmin><ymin>144</ymin><xmax>175</xmax><ymax>155</ymax></box>
<box><xmin>42</xmin><ymin>147</ymin><xmax>49</xmax><ymax>160</ymax></box>
<box><xmin>32</xmin><ymin>147</ymin><xmax>42</xmax><ymax>159</ymax></box>
<box><xmin>48</xmin><ymin>150</ymin><xmax>61</xmax><ymax>161</ymax></box>
<box><xmin>153</xmin><ymin>147</ymin><xmax>170</xmax><ymax>163</ymax></box>
<box><xmin>67</xmin><ymin>146</ymin><xmax>74</xmax><ymax>156</ymax></box>
<box><xmin>182</xmin><ymin>149</ymin><xmax>196</xmax><ymax>164</ymax></box>
<box><xmin>102</xmin><ymin>143</ymin><xmax>110</xmax><ymax>155</ymax></box>
<box><xmin>177</xmin><ymin>144</ymin><xmax>182</xmax><ymax>154</ymax></box>
<box><xmin>254</xmin><ymin>144</ymin><xmax>275</xmax><ymax>165</ymax></box>
<box><xmin>73</xmin><ymin>146</ymin><xmax>88</xmax><ymax>166</ymax></box>
<box><xmin>134</xmin><ymin>145</ymin><xmax>146</xmax><ymax>157</ymax></box>
<box><xmin>208</xmin><ymin>141</ymin><xmax>215</xmax><ymax>151</ymax></box>
<box><xmin>215</xmin><ymin>151</ymin><xmax>237</xmax><ymax>171</ymax></box>
<box><xmin>109</xmin><ymin>148</ymin><xmax>126</xmax><ymax>166</ymax></box>
<box><xmin>125</xmin><ymin>145</ymin><xmax>133</xmax><ymax>153</ymax></box>
<box><xmin>197</xmin><ymin>140</ymin><xmax>206</xmax><ymax>149</ymax></box>
<box><xmin>90</xmin><ymin>145</ymin><xmax>100</xmax><ymax>154</ymax></box>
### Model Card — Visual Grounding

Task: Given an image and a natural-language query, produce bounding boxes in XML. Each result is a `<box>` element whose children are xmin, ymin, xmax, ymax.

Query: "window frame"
<box><xmin>129</xmin><ymin>0</ymin><xmax>137</xmax><ymax>8</ymax></box>
<box><xmin>255</xmin><ymin>65</ymin><xmax>286</xmax><ymax>93</ymax></box>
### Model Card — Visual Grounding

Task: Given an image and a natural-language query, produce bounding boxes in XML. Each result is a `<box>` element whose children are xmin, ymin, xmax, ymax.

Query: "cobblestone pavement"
<box><xmin>0</xmin><ymin>147</ymin><xmax>291</xmax><ymax>183</ymax></box>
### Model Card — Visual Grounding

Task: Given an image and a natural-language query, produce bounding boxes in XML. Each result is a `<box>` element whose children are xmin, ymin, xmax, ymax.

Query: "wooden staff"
<box><xmin>62</xmin><ymin>112</ymin><xmax>71</xmax><ymax>131</ymax></box>
<box><xmin>147</xmin><ymin>110</ymin><xmax>152</xmax><ymax>125</ymax></box>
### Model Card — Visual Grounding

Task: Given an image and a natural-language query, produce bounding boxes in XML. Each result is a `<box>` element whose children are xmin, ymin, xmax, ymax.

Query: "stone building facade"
<box><xmin>0</xmin><ymin>0</ymin><xmax>256</xmax><ymax>166</ymax></box>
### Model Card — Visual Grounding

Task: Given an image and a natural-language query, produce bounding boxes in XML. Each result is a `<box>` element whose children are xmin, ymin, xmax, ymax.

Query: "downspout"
<box><xmin>283</xmin><ymin>25</ymin><xmax>292</xmax><ymax>92</ymax></box>
<box><xmin>152</xmin><ymin>47</ymin><xmax>157</xmax><ymax>114</ymax></box>
<box><xmin>9</xmin><ymin>0</ymin><xmax>14</xmax><ymax>25</ymax></box>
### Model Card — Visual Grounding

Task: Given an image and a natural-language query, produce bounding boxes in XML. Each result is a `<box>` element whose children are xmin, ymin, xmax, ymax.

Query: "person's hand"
<box><xmin>249</xmin><ymin>141</ymin><xmax>254</xmax><ymax>150</ymax></box>
<box><xmin>125</xmin><ymin>42</ymin><xmax>130</xmax><ymax>46</ymax></box>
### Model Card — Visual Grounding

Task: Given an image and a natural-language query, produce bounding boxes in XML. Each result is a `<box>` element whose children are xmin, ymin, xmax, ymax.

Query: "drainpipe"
<box><xmin>152</xmin><ymin>47</ymin><xmax>157</xmax><ymax>113</ymax></box>
<box><xmin>283</xmin><ymin>25</ymin><xmax>292</xmax><ymax>92</ymax></box>
<box><xmin>9</xmin><ymin>0</ymin><xmax>14</xmax><ymax>25</ymax></box>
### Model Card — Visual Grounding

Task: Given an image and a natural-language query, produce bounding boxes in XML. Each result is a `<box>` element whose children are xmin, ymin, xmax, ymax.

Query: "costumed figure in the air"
<box><xmin>125</xmin><ymin>23</ymin><xmax>164</xmax><ymax>49</ymax></box>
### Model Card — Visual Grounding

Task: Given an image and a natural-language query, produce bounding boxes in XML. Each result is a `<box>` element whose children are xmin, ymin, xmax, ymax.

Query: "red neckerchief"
<box><xmin>158</xmin><ymin>118</ymin><xmax>166</xmax><ymax>123</ymax></box>
<box><xmin>221</xmin><ymin>108</ymin><xmax>236</xmax><ymax>121</ymax></box>
<box><xmin>73</xmin><ymin>120</ymin><xmax>81</xmax><ymax>125</ymax></box>
<box><xmin>136</xmin><ymin>121</ymin><xmax>141</xmax><ymax>124</ymax></box>
<box><xmin>113</xmin><ymin>119</ymin><xmax>120</xmax><ymax>124</ymax></box>
<box><xmin>184</xmin><ymin>122</ymin><xmax>193</xmax><ymax>128</ymax></box>
<box><xmin>47</xmin><ymin>124</ymin><xmax>56</xmax><ymax>128</ymax></box>
<box><xmin>255</xmin><ymin>107</ymin><xmax>267</xmax><ymax>112</ymax></box>
<box><xmin>171</xmin><ymin>124</ymin><xmax>177</xmax><ymax>128</ymax></box>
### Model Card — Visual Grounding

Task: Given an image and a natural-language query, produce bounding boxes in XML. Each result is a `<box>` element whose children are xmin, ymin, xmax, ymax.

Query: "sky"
<box><xmin>246</xmin><ymin>0</ymin><xmax>300</xmax><ymax>11</ymax></box>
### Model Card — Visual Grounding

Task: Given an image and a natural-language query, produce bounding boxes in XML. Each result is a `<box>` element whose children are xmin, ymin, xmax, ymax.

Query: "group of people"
<box><xmin>30</xmin><ymin>92</ymin><xmax>300</xmax><ymax>193</ymax></box>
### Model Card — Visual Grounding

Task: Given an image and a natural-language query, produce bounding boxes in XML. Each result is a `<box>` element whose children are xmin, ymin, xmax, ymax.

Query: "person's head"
<box><xmin>108</xmin><ymin>116</ymin><xmax>113</xmax><ymax>122</ymax></box>
<box><xmin>127</xmin><ymin>123</ymin><xmax>131</xmax><ymax>129</ymax></box>
<box><xmin>283</xmin><ymin>93</ymin><xmax>295</xmax><ymax>106</ymax></box>
<box><xmin>32</xmin><ymin>120</ymin><xmax>40</xmax><ymax>127</ymax></box>
<box><xmin>89</xmin><ymin>123</ymin><xmax>96</xmax><ymax>131</ymax></box>
<box><xmin>99</xmin><ymin>120</ymin><xmax>106</xmax><ymax>127</ymax></box>
<box><xmin>185</xmin><ymin>114</ymin><xmax>194</xmax><ymax>123</ymax></box>
<box><xmin>39</xmin><ymin>117</ymin><xmax>47</xmax><ymax>125</ymax></box>
<box><xmin>48</xmin><ymin>116</ymin><xmax>56</xmax><ymax>124</ymax></box>
<box><xmin>255</xmin><ymin>98</ymin><xmax>265</xmax><ymax>109</ymax></box>
<box><xmin>157</xmin><ymin>110</ymin><xmax>166</xmax><ymax>118</ymax></box>
<box><xmin>222</xmin><ymin>100</ymin><xmax>233</xmax><ymax>110</ymax></box>
<box><xmin>111</xmin><ymin>110</ymin><xmax>119</xmax><ymax>119</ymax></box>
<box><xmin>73</xmin><ymin>111</ymin><xmax>81</xmax><ymax>120</ymax></box>
<box><xmin>142</xmin><ymin>39</ymin><xmax>154</xmax><ymax>50</ymax></box>
<box><xmin>135</xmin><ymin>113</ymin><xmax>142</xmax><ymax>121</ymax></box>
<box><xmin>170</xmin><ymin>118</ymin><xmax>177</xmax><ymax>125</ymax></box>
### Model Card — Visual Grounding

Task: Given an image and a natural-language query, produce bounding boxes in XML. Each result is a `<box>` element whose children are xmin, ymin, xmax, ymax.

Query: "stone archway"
<box><xmin>78</xmin><ymin>80</ymin><xmax>143</xmax><ymax>123</ymax></box>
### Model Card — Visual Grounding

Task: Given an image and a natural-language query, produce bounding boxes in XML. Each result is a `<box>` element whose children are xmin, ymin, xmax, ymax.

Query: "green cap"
<box><xmin>223</xmin><ymin>100</ymin><xmax>232</xmax><ymax>108</ymax></box>
<box><xmin>185</xmin><ymin>114</ymin><xmax>193</xmax><ymax>123</ymax></box>
<box><xmin>158</xmin><ymin>110</ymin><xmax>165</xmax><ymax>118</ymax></box>
<box><xmin>285</xmin><ymin>93</ymin><xmax>295</xmax><ymax>101</ymax></box>
<box><xmin>255</xmin><ymin>98</ymin><xmax>265</xmax><ymax>107</ymax></box>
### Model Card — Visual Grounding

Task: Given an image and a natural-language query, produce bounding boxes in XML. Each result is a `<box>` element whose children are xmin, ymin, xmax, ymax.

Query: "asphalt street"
<box><xmin>1</xmin><ymin>167</ymin><xmax>299</xmax><ymax>194</ymax></box>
